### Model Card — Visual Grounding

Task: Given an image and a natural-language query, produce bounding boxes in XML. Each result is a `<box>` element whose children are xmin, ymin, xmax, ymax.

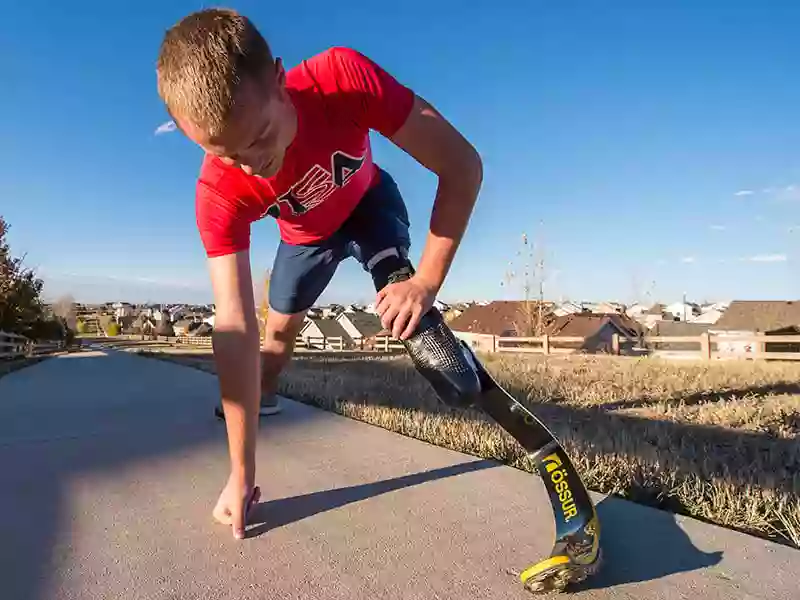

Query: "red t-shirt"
<box><xmin>195</xmin><ymin>47</ymin><xmax>415</xmax><ymax>257</ymax></box>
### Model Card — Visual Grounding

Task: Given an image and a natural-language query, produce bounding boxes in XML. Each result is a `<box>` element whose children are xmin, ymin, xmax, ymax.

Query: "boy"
<box><xmin>156</xmin><ymin>8</ymin><xmax>483</xmax><ymax>541</ymax></box>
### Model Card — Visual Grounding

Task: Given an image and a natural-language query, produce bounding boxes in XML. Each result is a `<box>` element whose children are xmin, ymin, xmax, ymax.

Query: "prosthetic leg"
<box><xmin>368</xmin><ymin>249</ymin><xmax>602</xmax><ymax>594</ymax></box>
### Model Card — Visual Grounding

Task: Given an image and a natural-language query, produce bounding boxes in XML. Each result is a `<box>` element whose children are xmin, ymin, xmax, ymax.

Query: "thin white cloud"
<box><xmin>154</xmin><ymin>120</ymin><xmax>177</xmax><ymax>135</ymax></box>
<box><xmin>776</xmin><ymin>184</ymin><xmax>800</xmax><ymax>202</ymax></box>
<box><xmin>746</xmin><ymin>254</ymin><xmax>787</xmax><ymax>263</ymax></box>
<box><xmin>709</xmin><ymin>224</ymin><xmax>726</xmax><ymax>231</ymax></box>
<box><xmin>762</xmin><ymin>187</ymin><xmax>776</xmax><ymax>194</ymax></box>
<box><xmin>734</xmin><ymin>190</ymin><xmax>754</xmax><ymax>197</ymax></box>
<box><xmin>681</xmin><ymin>256</ymin><xmax>696</xmax><ymax>264</ymax></box>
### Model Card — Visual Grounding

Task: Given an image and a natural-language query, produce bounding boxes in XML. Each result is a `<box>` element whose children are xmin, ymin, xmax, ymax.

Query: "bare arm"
<box><xmin>389</xmin><ymin>94</ymin><xmax>483</xmax><ymax>292</ymax></box>
<box><xmin>208</xmin><ymin>251</ymin><xmax>261</xmax><ymax>482</ymax></box>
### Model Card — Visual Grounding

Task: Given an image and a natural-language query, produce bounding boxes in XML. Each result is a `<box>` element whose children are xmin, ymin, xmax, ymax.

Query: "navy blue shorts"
<box><xmin>268</xmin><ymin>168</ymin><xmax>412</xmax><ymax>314</ymax></box>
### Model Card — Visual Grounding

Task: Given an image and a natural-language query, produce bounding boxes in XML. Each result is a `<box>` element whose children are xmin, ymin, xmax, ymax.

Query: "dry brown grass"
<box><xmin>137</xmin><ymin>348</ymin><xmax>800</xmax><ymax>549</ymax></box>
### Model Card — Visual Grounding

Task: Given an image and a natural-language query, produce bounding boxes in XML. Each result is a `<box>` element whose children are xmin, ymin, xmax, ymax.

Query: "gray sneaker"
<box><xmin>259</xmin><ymin>394</ymin><xmax>283</xmax><ymax>416</ymax></box>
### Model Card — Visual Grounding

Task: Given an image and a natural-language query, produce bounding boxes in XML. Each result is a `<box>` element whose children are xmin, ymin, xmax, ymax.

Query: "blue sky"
<box><xmin>2</xmin><ymin>1</ymin><xmax>799</xmax><ymax>306</ymax></box>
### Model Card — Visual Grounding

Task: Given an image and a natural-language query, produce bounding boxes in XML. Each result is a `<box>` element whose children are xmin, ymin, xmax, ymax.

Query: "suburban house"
<box><xmin>166</xmin><ymin>307</ymin><xmax>186</xmax><ymax>322</ymax></box>
<box><xmin>449</xmin><ymin>300</ymin><xmax>556</xmax><ymax>337</ymax></box>
<box><xmin>172</xmin><ymin>319</ymin><xmax>195</xmax><ymax>336</ymax></box>
<box><xmin>710</xmin><ymin>300</ymin><xmax>800</xmax><ymax>356</ymax></box>
<box><xmin>336</xmin><ymin>311</ymin><xmax>386</xmax><ymax>345</ymax></box>
<box><xmin>625</xmin><ymin>303</ymin><xmax>649</xmax><ymax>318</ymax></box>
<box><xmin>125</xmin><ymin>314</ymin><xmax>157</xmax><ymax>335</ymax></box>
<box><xmin>590</xmin><ymin>302</ymin><xmax>625</xmax><ymax>314</ymax></box>
<box><xmin>343</xmin><ymin>303</ymin><xmax>366</xmax><ymax>314</ymax></box>
<box><xmin>553</xmin><ymin>301</ymin><xmax>585</xmax><ymax>317</ymax></box>
<box><xmin>299</xmin><ymin>317</ymin><xmax>352</xmax><ymax>349</ymax></box>
<box><xmin>320</xmin><ymin>304</ymin><xmax>345</xmax><ymax>319</ymax></box>
<box><xmin>664</xmin><ymin>302</ymin><xmax>701</xmax><ymax>322</ymax></box>
<box><xmin>112</xmin><ymin>302</ymin><xmax>135</xmax><ymax>319</ymax></box>
<box><xmin>689</xmin><ymin>308</ymin><xmax>724</xmax><ymax>325</ymax></box>
<box><xmin>544</xmin><ymin>313</ymin><xmax>642</xmax><ymax>353</ymax></box>
<box><xmin>148</xmin><ymin>308</ymin><xmax>171</xmax><ymax>322</ymax></box>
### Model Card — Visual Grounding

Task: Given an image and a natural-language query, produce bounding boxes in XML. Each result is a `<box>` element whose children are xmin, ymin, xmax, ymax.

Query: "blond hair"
<box><xmin>156</xmin><ymin>8</ymin><xmax>274</xmax><ymax>137</ymax></box>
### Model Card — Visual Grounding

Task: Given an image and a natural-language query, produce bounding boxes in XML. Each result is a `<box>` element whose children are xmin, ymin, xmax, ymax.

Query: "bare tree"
<box><xmin>52</xmin><ymin>294</ymin><xmax>77</xmax><ymax>330</ymax></box>
<box><xmin>502</xmin><ymin>229</ymin><xmax>550</xmax><ymax>336</ymax></box>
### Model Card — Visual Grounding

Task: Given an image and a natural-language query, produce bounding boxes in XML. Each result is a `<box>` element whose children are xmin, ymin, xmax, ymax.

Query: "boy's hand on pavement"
<box><xmin>213</xmin><ymin>472</ymin><xmax>260</xmax><ymax>540</ymax></box>
<box><xmin>376</xmin><ymin>275</ymin><xmax>437</xmax><ymax>340</ymax></box>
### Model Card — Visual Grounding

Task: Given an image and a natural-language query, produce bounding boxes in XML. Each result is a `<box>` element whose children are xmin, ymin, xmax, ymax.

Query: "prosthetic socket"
<box><xmin>368</xmin><ymin>248</ymin><xmax>482</xmax><ymax>409</ymax></box>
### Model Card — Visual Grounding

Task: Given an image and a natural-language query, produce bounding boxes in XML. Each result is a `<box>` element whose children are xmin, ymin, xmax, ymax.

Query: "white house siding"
<box><xmin>336</xmin><ymin>315</ymin><xmax>362</xmax><ymax>340</ymax></box>
<box><xmin>300</xmin><ymin>322</ymin><xmax>324</xmax><ymax>341</ymax></box>
<box><xmin>665</xmin><ymin>303</ymin><xmax>698</xmax><ymax>322</ymax></box>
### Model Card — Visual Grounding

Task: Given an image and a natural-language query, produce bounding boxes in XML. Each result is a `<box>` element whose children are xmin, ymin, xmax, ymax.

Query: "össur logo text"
<box><xmin>544</xmin><ymin>453</ymin><xmax>578</xmax><ymax>522</ymax></box>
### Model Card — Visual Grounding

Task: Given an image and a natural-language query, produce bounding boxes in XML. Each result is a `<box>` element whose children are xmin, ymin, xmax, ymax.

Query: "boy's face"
<box><xmin>178</xmin><ymin>60</ymin><xmax>297</xmax><ymax>179</ymax></box>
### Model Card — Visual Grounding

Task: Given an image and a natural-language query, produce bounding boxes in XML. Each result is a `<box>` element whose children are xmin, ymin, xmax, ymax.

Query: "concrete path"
<box><xmin>0</xmin><ymin>350</ymin><xmax>797</xmax><ymax>600</ymax></box>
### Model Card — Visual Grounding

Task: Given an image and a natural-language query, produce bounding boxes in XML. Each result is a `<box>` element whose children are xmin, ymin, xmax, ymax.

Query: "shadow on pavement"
<box><xmin>0</xmin><ymin>348</ymin><xmax>320</xmax><ymax>600</ymax></box>
<box><xmin>576</xmin><ymin>497</ymin><xmax>723</xmax><ymax>590</ymax></box>
<box><xmin>246</xmin><ymin>459</ymin><xmax>498</xmax><ymax>537</ymax></box>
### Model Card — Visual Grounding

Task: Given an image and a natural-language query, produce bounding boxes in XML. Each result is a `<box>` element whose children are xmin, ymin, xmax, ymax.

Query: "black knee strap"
<box><xmin>368</xmin><ymin>249</ymin><xmax>482</xmax><ymax>408</ymax></box>
<box><xmin>367</xmin><ymin>247</ymin><xmax>415</xmax><ymax>290</ymax></box>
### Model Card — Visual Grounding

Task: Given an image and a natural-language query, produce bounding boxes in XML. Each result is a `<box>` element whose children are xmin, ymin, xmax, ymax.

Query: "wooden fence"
<box><xmin>175</xmin><ymin>335</ymin><xmax>212</xmax><ymax>347</ymax></box>
<box><xmin>0</xmin><ymin>331</ymin><xmax>66</xmax><ymax>359</ymax></box>
<box><xmin>296</xmin><ymin>336</ymin><xmax>345</xmax><ymax>351</ymax></box>
<box><xmin>0</xmin><ymin>331</ymin><xmax>28</xmax><ymax>359</ymax></box>
<box><xmin>494</xmin><ymin>332</ymin><xmax>800</xmax><ymax>360</ymax></box>
<box><xmin>87</xmin><ymin>329</ymin><xmax>800</xmax><ymax>362</ymax></box>
<box><xmin>496</xmin><ymin>335</ymin><xmax>595</xmax><ymax>355</ymax></box>
<box><xmin>162</xmin><ymin>334</ymin><xmax>406</xmax><ymax>353</ymax></box>
<box><xmin>294</xmin><ymin>335</ymin><xmax>405</xmax><ymax>352</ymax></box>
